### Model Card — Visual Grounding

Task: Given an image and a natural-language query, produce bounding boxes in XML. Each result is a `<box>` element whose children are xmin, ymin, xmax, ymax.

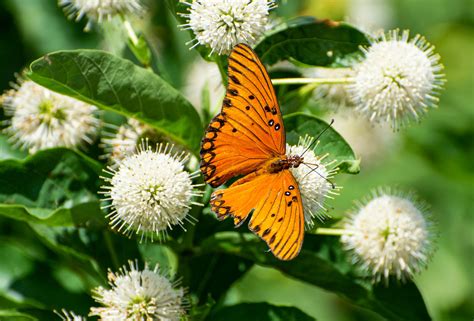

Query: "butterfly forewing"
<box><xmin>200</xmin><ymin>44</ymin><xmax>285</xmax><ymax>187</ymax></box>
<box><xmin>226</xmin><ymin>44</ymin><xmax>285</xmax><ymax>154</ymax></box>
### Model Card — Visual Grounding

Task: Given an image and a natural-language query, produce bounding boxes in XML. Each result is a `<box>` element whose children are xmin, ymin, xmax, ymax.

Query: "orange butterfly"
<box><xmin>200</xmin><ymin>43</ymin><xmax>308</xmax><ymax>261</ymax></box>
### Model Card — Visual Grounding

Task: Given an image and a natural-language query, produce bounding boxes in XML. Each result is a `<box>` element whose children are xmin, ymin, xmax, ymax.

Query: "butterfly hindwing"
<box><xmin>200</xmin><ymin>43</ymin><xmax>286</xmax><ymax>187</ymax></box>
<box><xmin>210</xmin><ymin>170</ymin><xmax>304</xmax><ymax>261</ymax></box>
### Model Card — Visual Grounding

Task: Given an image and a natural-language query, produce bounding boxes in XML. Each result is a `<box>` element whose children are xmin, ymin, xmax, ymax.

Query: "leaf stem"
<box><xmin>271</xmin><ymin>77</ymin><xmax>354</xmax><ymax>86</ymax></box>
<box><xmin>313</xmin><ymin>228</ymin><xmax>353</xmax><ymax>236</ymax></box>
<box><xmin>120</xmin><ymin>15</ymin><xmax>153</xmax><ymax>70</ymax></box>
<box><xmin>121</xmin><ymin>17</ymin><xmax>139</xmax><ymax>46</ymax></box>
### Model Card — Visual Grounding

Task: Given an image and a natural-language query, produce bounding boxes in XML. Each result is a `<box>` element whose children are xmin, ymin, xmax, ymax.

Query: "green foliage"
<box><xmin>0</xmin><ymin>148</ymin><xmax>100</xmax><ymax>208</ymax></box>
<box><xmin>284</xmin><ymin>113</ymin><xmax>360</xmax><ymax>174</ymax></box>
<box><xmin>208</xmin><ymin>302</ymin><xmax>316</xmax><ymax>321</ymax></box>
<box><xmin>0</xmin><ymin>309</ymin><xmax>57</xmax><ymax>321</ymax></box>
<box><xmin>29</xmin><ymin>50</ymin><xmax>203</xmax><ymax>153</ymax></box>
<box><xmin>0</xmin><ymin>203</ymin><xmax>103</xmax><ymax>227</ymax></box>
<box><xmin>199</xmin><ymin>232</ymin><xmax>430</xmax><ymax>321</ymax></box>
<box><xmin>255</xmin><ymin>17</ymin><xmax>369</xmax><ymax>66</ymax></box>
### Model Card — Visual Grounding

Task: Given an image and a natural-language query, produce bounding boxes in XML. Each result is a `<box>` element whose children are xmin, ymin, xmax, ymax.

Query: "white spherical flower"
<box><xmin>101</xmin><ymin>142</ymin><xmax>203</xmax><ymax>241</ymax></box>
<box><xmin>304</xmin><ymin>67</ymin><xmax>355</xmax><ymax>111</ymax></box>
<box><xmin>349</xmin><ymin>29</ymin><xmax>445</xmax><ymax>128</ymax></box>
<box><xmin>101</xmin><ymin>118</ymin><xmax>148</xmax><ymax>165</ymax></box>
<box><xmin>181</xmin><ymin>0</ymin><xmax>276</xmax><ymax>55</ymax></box>
<box><xmin>2</xmin><ymin>80</ymin><xmax>99</xmax><ymax>154</ymax></box>
<box><xmin>327</xmin><ymin>110</ymin><xmax>395</xmax><ymax>166</ymax></box>
<box><xmin>56</xmin><ymin>310</ymin><xmax>86</xmax><ymax>321</ymax></box>
<box><xmin>59</xmin><ymin>0</ymin><xmax>144</xmax><ymax>30</ymax></box>
<box><xmin>183</xmin><ymin>58</ymin><xmax>226</xmax><ymax>113</ymax></box>
<box><xmin>341</xmin><ymin>189</ymin><xmax>435</xmax><ymax>283</ymax></box>
<box><xmin>287</xmin><ymin>136</ymin><xmax>339</xmax><ymax>227</ymax></box>
<box><xmin>90</xmin><ymin>261</ymin><xmax>186</xmax><ymax>321</ymax></box>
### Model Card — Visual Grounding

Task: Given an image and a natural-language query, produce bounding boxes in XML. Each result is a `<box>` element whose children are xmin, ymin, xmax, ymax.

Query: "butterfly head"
<box><xmin>287</xmin><ymin>155</ymin><xmax>304</xmax><ymax>168</ymax></box>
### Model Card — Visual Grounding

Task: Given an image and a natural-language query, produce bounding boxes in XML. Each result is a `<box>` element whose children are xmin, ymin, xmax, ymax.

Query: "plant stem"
<box><xmin>271</xmin><ymin>77</ymin><xmax>354</xmax><ymax>86</ymax></box>
<box><xmin>216</xmin><ymin>58</ymin><xmax>228</xmax><ymax>86</ymax></box>
<box><xmin>313</xmin><ymin>228</ymin><xmax>353</xmax><ymax>236</ymax></box>
<box><xmin>104</xmin><ymin>231</ymin><xmax>120</xmax><ymax>270</ymax></box>
<box><xmin>180</xmin><ymin>185</ymin><xmax>211</xmax><ymax>251</ymax></box>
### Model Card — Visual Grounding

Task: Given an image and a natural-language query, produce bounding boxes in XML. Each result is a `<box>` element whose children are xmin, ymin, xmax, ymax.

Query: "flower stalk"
<box><xmin>271</xmin><ymin>77</ymin><xmax>354</xmax><ymax>86</ymax></box>
<box><xmin>312</xmin><ymin>228</ymin><xmax>353</xmax><ymax>236</ymax></box>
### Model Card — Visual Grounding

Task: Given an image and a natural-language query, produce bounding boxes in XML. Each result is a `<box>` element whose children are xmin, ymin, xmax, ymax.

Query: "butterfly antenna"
<box><xmin>302</xmin><ymin>163</ymin><xmax>335</xmax><ymax>189</ymax></box>
<box><xmin>300</xmin><ymin>119</ymin><xmax>335</xmax><ymax>157</ymax></box>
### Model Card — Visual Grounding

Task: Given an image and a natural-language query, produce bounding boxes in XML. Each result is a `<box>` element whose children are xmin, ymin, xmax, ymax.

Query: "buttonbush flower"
<box><xmin>90</xmin><ymin>260</ymin><xmax>187</xmax><ymax>321</ymax></box>
<box><xmin>349</xmin><ymin>29</ymin><xmax>445</xmax><ymax>128</ymax></box>
<box><xmin>100</xmin><ymin>141</ymin><xmax>203</xmax><ymax>241</ymax></box>
<box><xmin>180</xmin><ymin>0</ymin><xmax>276</xmax><ymax>55</ymax></box>
<box><xmin>341</xmin><ymin>188</ymin><xmax>435</xmax><ymax>283</ymax></box>
<box><xmin>59</xmin><ymin>0</ymin><xmax>144</xmax><ymax>30</ymax></box>
<box><xmin>328</xmin><ymin>110</ymin><xmax>395</xmax><ymax>166</ymax></box>
<box><xmin>2</xmin><ymin>79</ymin><xmax>99</xmax><ymax>154</ymax></box>
<box><xmin>101</xmin><ymin>118</ymin><xmax>149</xmax><ymax>165</ymax></box>
<box><xmin>56</xmin><ymin>310</ymin><xmax>87</xmax><ymax>321</ymax></box>
<box><xmin>287</xmin><ymin>135</ymin><xmax>339</xmax><ymax>226</ymax></box>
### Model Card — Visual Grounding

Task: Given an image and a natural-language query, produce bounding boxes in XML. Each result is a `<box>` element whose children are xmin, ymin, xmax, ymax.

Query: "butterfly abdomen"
<box><xmin>268</xmin><ymin>155</ymin><xmax>303</xmax><ymax>173</ymax></box>
<box><xmin>227</xmin><ymin>156</ymin><xmax>303</xmax><ymax>188</ymax></box>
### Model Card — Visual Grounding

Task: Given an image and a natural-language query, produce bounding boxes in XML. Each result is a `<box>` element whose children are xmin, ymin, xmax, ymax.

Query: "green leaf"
<box><xmin>208</xmin><ymin>302</ymin><xmax>316</xmax><ymax>321</ymax></box>
<box><xmin>179</xmin><ymin>252</ymin><xmax>253</xmax><ymax>304</ymax></box>
<box><xmin>190</xmin><ymin>296</ymin><xmax>215</xmax><ymax>321</ymax></box>
<box><xmin>138</xmin><ymin>244</ymin><xmax>178</xmax><ymax>274</ymax></box>
<box><xmin>372</xmin><ymin>282</ymin><xmax>433</xmax><ymax>321</ymax></box>
<box><xmin>0</xmin><ymin>241</ymin><xmax>35</xmax><ymax>291</ymax></box>
<box><xmin>28</xmin><ymin>50</ymin><xmax>203</xmax><ymax>153</ymax></box>
<box><xmin>128</xmin><ymin>35</ymin><xmax>152</xmax><ymax>67</ymax></box>
<box><xmin>284</xmin><ymin>113</ymin><xmax>360</xmax><ymax>174</ymax></box>
<box><xmin>28</xmin><ymin>224</ymin><xmax>105</xmax><ymax>282</ymax></box>
<box><xmin>0</xmin><ymin>202</ymin><xmax>104</xmax><ymax>227</ymax></box>
<box><xmin>255</xmin><ymin>17</ymin><xmax>369</xmax><ymax>66</ymax></box>
<box><xmin>0</xmin><ymin>136</ymin><xmax>27</xmax><ymax>161</ymax></box>
<box><xmin>9</xmin><ymin>259</ymin><xmax>95</xmax><ymax>315</ymax></box>
<box><xmin>200</xmin><ymin>232</ymin><xmax>431</xmax><ymax>321</ymax></box>
<box><xmin>0</xmin><ymin>309</ymin><xmax>38</xmax><ymax>321</ymax></box>
<box><xmin>0</xmin><ymin>292</ymin><xmax>43</xmax><ymax>310</ymax></box>
<box><xmin>0</xmin><ymin>148</ymin><xmax>101</xmax><ymax>208</ymax></box>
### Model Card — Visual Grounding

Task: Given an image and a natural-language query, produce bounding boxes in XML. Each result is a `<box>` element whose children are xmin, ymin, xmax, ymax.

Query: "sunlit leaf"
<box><xmin>29</xmin><ymin>50</ymin><xmax>203</xmax><ymax>153</ymax></box>
<box><xmin>284</xmin><ymin>113</ymin><xmax>360</xmax><ymax>174</ymax></box>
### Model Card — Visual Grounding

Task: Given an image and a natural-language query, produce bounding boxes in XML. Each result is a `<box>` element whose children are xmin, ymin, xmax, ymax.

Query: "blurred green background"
<box><xmin>0</xmin><ymin>0</ymin><xmax>472</xmax><ymax>320</ymax></box>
